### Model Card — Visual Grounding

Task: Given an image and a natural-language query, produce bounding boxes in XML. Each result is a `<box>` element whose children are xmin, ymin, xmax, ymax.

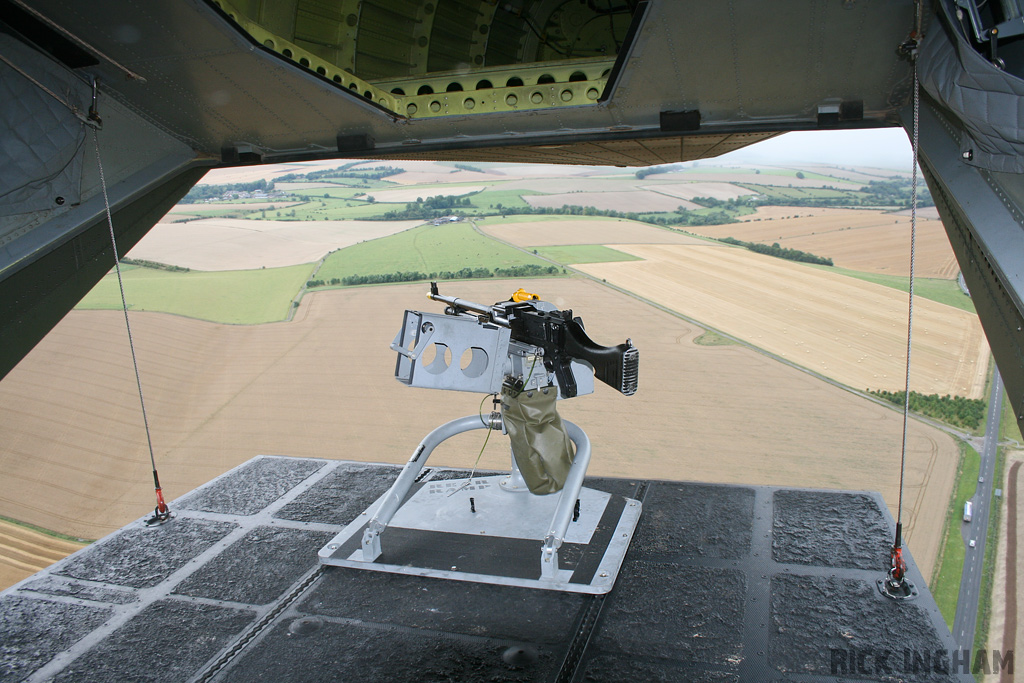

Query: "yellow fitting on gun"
<box><xmin>512</xmin><ymin>288</ymin><xmax>540</xmax><ymax>302</ymax></box>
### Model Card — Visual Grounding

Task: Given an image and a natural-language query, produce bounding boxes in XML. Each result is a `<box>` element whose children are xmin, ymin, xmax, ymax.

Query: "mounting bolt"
<box><xmin>55</xmin><ymin>196</ymin><xmax>65</xmax><ymax>205</ymax></box>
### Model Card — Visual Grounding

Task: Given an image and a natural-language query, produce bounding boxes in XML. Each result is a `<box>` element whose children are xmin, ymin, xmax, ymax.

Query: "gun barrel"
<box><xmin>428</xmin><ymin>287</ymin><xmax>510</xmax><ymax>326</ymax></box>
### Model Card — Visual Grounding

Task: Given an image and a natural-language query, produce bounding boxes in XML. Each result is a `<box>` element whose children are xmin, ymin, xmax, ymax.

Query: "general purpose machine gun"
<box><xmin>392</xmin><ymin>282</ymin><xmax>638</xmax><ymax>400</ymax></box>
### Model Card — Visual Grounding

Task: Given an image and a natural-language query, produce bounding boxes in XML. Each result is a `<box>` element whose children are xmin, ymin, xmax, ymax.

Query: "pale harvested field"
<box><xmin>498</xmin><ymin>177</ymin><xmax>648</xmax><ymax>193</ymax></box>
<box><xmin>0</xmin><ymin>520</ymin><xmax>85</xmax><ymax>591</ymax></box>
<box><xmin>736</xmin><ymin>206</ymin><xmax>844</xmax><ymax>221</ymax></box>
<box><xmin>477</xmin><ymin>218</ymin><xmax>707</xmax><ymax>246</ymax></box>
<box><xmin>486</xmin><ymin>163</ymin><xmax>608</xmax><ymax>177</ymax></box>
<box><xmin>127</xmin><ymin>218</ymin><xmax>423</xmax><ymax>271</ymax></box>
<box><xmin>368</xmin><ymin>185</ymin><xmax>485</xmax><ymax>203</ymax></box>
<box><xmin>801</xmin><ymin>163</ymin><xmax>910</xmax><ymax>180</ymax></box>
<box><xmin>672</xmin><ymin>171</ymin><xmax>860</xmax><ymax>187</ymax></box>
<box><xmin>0</xmin><ymin>279</ymin><xmax>957</xmax><ymax>582</ymax></box>
<box><xmin>524</xmin><ymin>191</ymin><xmax>695</xmax><ymax>212</ymax></box>
<box><xmin>576</xmin><ymin>244</ymin><xmax>989</xmax><ymax>398</ymax></box>
<box><xmin>701</xmin><ymin>208</ymin><xmax>958</xmax><ymax>278</ymax></box>
<box><xmin>386</xmin><ymin>170</ymin><xmax>507</xmax><ymax>185</ymax></box>
<box><xmin>642</xmin><ymin>182</ymin><xmax>757</xmax><ymax>201</ymax></box>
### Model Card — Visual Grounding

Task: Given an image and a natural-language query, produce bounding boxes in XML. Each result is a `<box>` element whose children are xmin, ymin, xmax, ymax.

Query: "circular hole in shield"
<box><xmin>422</xmin><ymin>343</ymin><xmax>451</xmax><ymax>374</ymax></box>
<box><xmin>460</xmin><ymin>347</ymin><xmax>489</xmax><ymax>378</ymax></box>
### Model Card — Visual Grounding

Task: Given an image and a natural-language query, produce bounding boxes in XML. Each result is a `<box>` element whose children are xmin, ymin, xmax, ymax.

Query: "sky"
<box><xmin>723</xmin><ymin>128</ymin><xmax>915</xmax><ymax>170</ymax></box>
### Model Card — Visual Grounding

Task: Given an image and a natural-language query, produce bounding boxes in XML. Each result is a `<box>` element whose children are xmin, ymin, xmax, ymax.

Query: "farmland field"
<box><xmin>477</xmin><ymin>216</ymin><xmax>706</xmax><ymax>246</ymax></box>
<box><xmin>533</xmin><ymin>245</ymin><xmax>642</xmax><ymax>264</ymax></box>
<box><xmin>524</xmin><ymin>190</ymin><xmax>697</xmax><ymax>212</ymax></box>
<box><xmin>0</xmin><ymin>280</ymin><xmax>958</xmax><ymax>580</ymax></box>
<box><xmin>576</xmin><ymin>243</ymin><xmax>989</xmax><ymax>398</ymax></box>
<box><xmin>695</xmin><ymin>208</ymin><xmax>956</xmax><ymax>278</ymax></box>
<box><xmin>77</xmin><ymin>263</ymin><xmax>312</xmax><ymax>324</ymax></box>
<box><xmin>314</xmin><ymin>221</ymin><xmax>557</xmax><ymax>282</ymax></box>
<box><xmin>809</xmin><ymin>266</ymin><xmax>975</xmax><ymax>313</ymax></box>
<box><xmin>128</xmin><ymin>218</ymin><xmax>424</xmax><ymax>271</ymax></box>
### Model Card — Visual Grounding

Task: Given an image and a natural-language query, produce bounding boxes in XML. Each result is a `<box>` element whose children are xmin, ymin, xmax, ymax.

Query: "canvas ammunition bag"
<box><xmin>500</xmin><ymin>384</ymin><xmax>574</xmax><ymax>494</ymax></box>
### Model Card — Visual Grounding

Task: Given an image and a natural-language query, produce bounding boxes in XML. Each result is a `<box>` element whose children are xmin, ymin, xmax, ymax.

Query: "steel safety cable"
<box><xmin>92</xmin><ymin>127</ymin><xmax>171</xmax><ymax>523</ymax></box>
<box><xmin>898</xmin><ymin>7</ymin><xmax>923</xmax><ymax>533</ymax></box>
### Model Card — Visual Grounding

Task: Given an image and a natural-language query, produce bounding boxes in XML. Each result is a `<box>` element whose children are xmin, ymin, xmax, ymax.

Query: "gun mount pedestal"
<box><xmin>318</xmin><ymin>415</ymin><xmax>642</xmax><ymax>594</ymax></box>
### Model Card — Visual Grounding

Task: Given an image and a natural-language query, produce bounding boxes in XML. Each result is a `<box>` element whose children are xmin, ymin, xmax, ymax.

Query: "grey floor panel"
<box><xmin>178</xmin><ymin>456</ymin><xmax>327</xmax><ymax>516</ymax></box>
<box><xmin>273</xmin><ymin>462</ymin><xmax>398</xmax><ymax>524</ymax></box>
<box><xmin>769</xmin><ymin>573</ymin><xmax>951</xmax><ymax>682</ymax></box>
<box><xmin>50</xmin><ymin>599</ymin><xmax>255</xmax><ymax>683</ymax></box>
<box><xmin>591</xmin><ymin>561</ymin><xmax>747</xmax><ymax>665</ymax></box>
<box><xmin>772</xmin><ymin>490</ymin><xmax>889</xmax><ymax>570</ymax></box>
<box><xmin>0</xmin><ymin>594</ymin><xmax>112</xmax><ymax>683</ymax></box>
<box><xmin>173</xmin><ymin>527</ymin><xmax>333</xmax><ymax>605</ymax></box>
<box><xmin>53</xmin><ymin>517</ymin><xmax>238</xmax><ymax>589</ymax></box>
<box><xmin>632</xmin><ymin>482</ymin><xmax>755</xmax><ymax>560</ymax></box>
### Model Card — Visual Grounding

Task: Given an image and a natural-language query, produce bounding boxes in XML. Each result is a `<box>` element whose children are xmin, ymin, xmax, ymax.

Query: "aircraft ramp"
<box><xmin>0</xmin><ymin>456</ymin><xmax>970</xmax><ymax>682</ymax></box>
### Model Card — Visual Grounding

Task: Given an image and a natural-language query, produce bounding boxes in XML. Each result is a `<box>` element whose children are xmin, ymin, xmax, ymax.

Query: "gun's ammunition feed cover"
<box><xmin>501</xmin><ymin>384</ymin><xmax>574</xmax><ymax>494</ymax></box>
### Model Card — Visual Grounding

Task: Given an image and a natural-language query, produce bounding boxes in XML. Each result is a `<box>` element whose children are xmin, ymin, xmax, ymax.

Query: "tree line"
<box><xmin>716</xmin><ymin>237</ymin><xmax>833</xmax><ymax>266</ymax></box>
<box><xmin>869</xmin><ymin>390</ymin><xmax>986</xmax><ymax>430</ymax></box>
<box><xmin>308</xmin><ymin>264</ymin><xmax>560</xmax><ymax>288</ymax></box>
<box><xmin>121</xmin><ymin>258</ymin><xmax>190</xmax><ymax>272</ymax></box>
<box><xmin>378</xmin><ymin>195</ymin><xmax>475</xmax><ymax>220</ymax></box>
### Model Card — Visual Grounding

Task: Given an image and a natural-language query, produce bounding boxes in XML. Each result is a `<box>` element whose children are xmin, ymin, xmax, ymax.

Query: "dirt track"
<box><xmin>576</xmin><ymin>244</ymin><xmax>989</xmax><ymax>398</ymax></box>
<box><xmin>0</xmin><ymin>279</ymin><xmax>958</xmax><ymax>583</ymax></box>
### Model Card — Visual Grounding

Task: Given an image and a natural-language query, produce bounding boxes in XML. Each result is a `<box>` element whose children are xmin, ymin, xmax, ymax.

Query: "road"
<box><xmin>952</xmin><ymin>368</ymin><xmax>1002</xmax><ymax>650</ymax></box>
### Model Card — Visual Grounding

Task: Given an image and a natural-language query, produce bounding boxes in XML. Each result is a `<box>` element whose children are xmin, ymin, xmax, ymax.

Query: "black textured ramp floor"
<box><xmin>0</xmin><ymin>458</ymin><xmax>972</xmax><ymax>683</ymax></box>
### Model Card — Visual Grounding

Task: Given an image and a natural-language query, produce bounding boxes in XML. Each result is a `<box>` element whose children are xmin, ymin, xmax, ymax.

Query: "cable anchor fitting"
<box><xmin>87</xmin><ymin>77</ymin><xmax>102</xmax><ymax>129</ymax></box>
<box><xmin>878</xmin><ymin>523</ymin><xmax>917</xmax><ymax>600</ymax></box>
<box><xmin>143</xmin><ymin>474</ymin><xmax>174</xmax><ymax>527</ymax></box>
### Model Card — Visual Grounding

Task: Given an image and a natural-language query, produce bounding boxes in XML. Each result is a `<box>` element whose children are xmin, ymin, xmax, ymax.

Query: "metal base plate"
<box><xmin>318</xmin><ymin>474</ymin><xmax>642</xmax><ymax>594</ymax></box>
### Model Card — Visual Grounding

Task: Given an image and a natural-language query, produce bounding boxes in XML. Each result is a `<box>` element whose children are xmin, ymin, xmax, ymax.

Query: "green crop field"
<box><xmin>76</xmin><ymin>263</ymin><xmax>313</xmax><ymax>324</ymax></box>
<box><xmin>533</xmin><ymin>245</ymin><xmax>642</xmax><ymax>265</ymax></box>
<box><xmin>738</xmin><ymin>184</ymin><xmax>858</xmax><ymax>201</ymax></box>
<box><xmin>247</xmin><ymin>200</ymin><xmax>398</xmax><ymax>221</ymax></box>
<box><xmin>806</xmin><ymin>265</ymin><xmax>976</xmax><ymax>313</ymax></box>
<box><xmin>465</xmin><ymin>188</ymin><xmax>541</xmax><ymax>211</ymax></box>
<box><xmin>174</xmin><ymin>207</ymin><xmax>263</xmax><ymax>218</ymax></box>
<box><xmin>316</xmin><ymin>222</ymin><xmax>558</xmax><ymax>282</ymax></box>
